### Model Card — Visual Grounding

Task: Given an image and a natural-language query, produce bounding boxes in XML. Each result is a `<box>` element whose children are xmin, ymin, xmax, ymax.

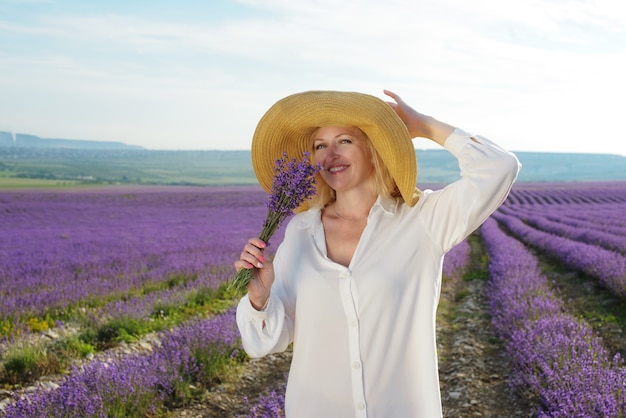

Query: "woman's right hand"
<box><xmin>234</xmin><ymin>237</ymin><xmax>274</xmax><ymax>310</ymax></box>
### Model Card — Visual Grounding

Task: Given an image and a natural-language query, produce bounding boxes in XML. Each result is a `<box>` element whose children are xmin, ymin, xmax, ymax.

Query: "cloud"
<box><xmin>0</xmin><ymin>0</ymin><xmax>624</xmax><ymax>153</ymax></box>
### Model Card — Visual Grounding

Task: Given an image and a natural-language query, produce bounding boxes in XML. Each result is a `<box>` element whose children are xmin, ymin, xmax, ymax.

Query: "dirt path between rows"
<box><xmin>436</xmin><ymin>278</ymin><xmax>532</xmax><ymax>417</ymax></box>
<box><xmin>172</xmin><ymin>350</ymin><xmax>292</xmax><ymax>417</ymax></box>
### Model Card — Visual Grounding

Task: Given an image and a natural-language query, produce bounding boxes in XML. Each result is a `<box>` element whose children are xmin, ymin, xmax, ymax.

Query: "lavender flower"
<box><xmin>228</xmin><ymin>152</ymin><xmax>320</xmax><ymax>295</ymax></box>
<box><xmin>245</xmin><ymin>389</ymin><xmax>286</xmax><ymax>417</ymax></box>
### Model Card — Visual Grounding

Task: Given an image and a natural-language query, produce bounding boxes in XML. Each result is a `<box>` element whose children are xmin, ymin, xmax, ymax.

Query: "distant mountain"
<box><xmin>415</xmin><ymin>149</ymin><xmax>626</xmax><ymax>183</ymax></box>
<box><xmin>511</xmin><ymin>151</ymin><xmax>626</xmax><ymax>182</ymax></box>
<box><xmin>1</xmin><ymin>132</ymin><xmax>625</xmax><ymax>184</ymax></box>
<box><xmin>0</xmin><ymin>131</ymin><xmax>143</xmax><ymax>150</ymax></box>
<box><xmin>0</xmin><ymin>131</ymin><xmax>13</xmax><ymax>146</ymax></box>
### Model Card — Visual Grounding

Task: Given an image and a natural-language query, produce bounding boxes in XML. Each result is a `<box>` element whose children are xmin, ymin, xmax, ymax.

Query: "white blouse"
<box><xmin>236</xmin><ymin>129</ymin><xmax>521</xmax><ymax>418</ymax></box>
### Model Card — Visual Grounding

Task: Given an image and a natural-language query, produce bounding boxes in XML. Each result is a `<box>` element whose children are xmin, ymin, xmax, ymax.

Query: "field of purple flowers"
<box><xmin>0</xmin><ymin>186</ymin><xmax>281</xmax><ymax>416</ymax></box>
<box><xmin>485</xmin><ymin>181</ymin><xmax>626</xmax><ymax>416</ymax></box>
<box><xmin>1</xmin><ymin>181</ymin><xmax>625</xmax><ymax>417</ymax></box>
<box><xmin>0</xmin><ymin>186</ymin><xmax>273</xmax><ymax>339</ymax></box>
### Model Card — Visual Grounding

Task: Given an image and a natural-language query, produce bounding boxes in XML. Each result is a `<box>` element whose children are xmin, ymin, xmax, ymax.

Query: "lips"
<box><xmin>327</xmin><ymin>165</ymin><xmax>348</xmax><ymax>174</ymax></box>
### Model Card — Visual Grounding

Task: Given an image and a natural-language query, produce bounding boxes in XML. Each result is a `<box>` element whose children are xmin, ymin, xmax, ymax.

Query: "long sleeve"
<box><xmin>417</xmin><ymin>128</ymin><xmax>521</xmax><ymax>253</ymax></box>
<box><xmin>235</xmin><ymin>293</ymin><xmax>291</xmax><ymax>357</ymax></box>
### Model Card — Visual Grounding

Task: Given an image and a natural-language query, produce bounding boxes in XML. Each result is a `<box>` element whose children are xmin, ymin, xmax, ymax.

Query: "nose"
<box><xmin>323</xmin><ymin>150</ymin><xmax>339</xmax><ymax>168</ymax></box>
<box><xmin>326</xmin><ymin>143</ymin><xmax>339</xmax><ymax>159</ymax></box>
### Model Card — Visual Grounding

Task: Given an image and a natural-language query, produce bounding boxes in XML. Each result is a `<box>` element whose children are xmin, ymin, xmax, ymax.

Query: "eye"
<box><xmin>314</xmin><ymin>143</ymin><xmax>326</xmax><ymax>151</ymax></box>
<box><xmin>339</xmin><ymin>137</ymin><xmax>353</xmax><ymax>144</ymax></box>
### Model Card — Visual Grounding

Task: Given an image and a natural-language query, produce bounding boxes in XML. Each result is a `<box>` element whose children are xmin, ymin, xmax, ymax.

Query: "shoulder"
<box><xmin>285</xmin><ymin>207</ymin><xmax>322</xmax><ymax>231</ymax></box>
<box><xmin>399</xmin><ymin>188</ymin><xmax>437</xmax><ymax>212</ymax></box>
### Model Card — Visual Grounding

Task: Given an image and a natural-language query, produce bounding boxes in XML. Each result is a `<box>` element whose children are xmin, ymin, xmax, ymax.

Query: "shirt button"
<box><xmin>350</xmin><ymin>318</ymin><xmax>358</xmax><ymax>327</ymax></box>
<box><xmin>356</xmin><ymin>401</ymin><xmax>366</xmax><ymax>410</ymax></box>
<box><xmin>352</xmin><ymin>361</ymin><xmax>361</xmax><ymax>369</ymax></box>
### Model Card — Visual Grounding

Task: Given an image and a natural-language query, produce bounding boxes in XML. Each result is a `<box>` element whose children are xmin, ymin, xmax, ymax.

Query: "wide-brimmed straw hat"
<box><xmin>251</xmin><ymin>90</ymin><xmax>419</xmax><ymax>209</ymax></box>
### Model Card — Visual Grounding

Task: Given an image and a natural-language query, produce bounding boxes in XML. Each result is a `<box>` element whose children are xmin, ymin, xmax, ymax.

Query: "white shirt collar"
<box><xmin>294</xmin><ymin>194</ymin><xmax>399</xmax><ymax>230</ymax></box>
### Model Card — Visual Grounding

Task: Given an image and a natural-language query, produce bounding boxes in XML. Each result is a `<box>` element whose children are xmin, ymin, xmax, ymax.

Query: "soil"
<box><xmin>171</xmin><ymin>351</ymin><xmax>291</xmax><ymax>418</ymax></box>
<box><xmin>435</xmin><ymin>278</ymin><xmax>533</xmax><ymax>418</ymax></box>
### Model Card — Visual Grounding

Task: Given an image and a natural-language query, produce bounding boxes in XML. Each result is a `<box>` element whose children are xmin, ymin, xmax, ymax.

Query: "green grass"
<box><xmin>3</xmin><ymin>146</ymin><xmax>626</xmax><ymax>187</ymax></box>
<box><xmin>0</xmin><ymin>176</ymin><xmax>82</xmax><ymax>188</ymax></box>
<box><xmin>0</xmin><ymin>148</ymin><xmax>259</xmax><ymax>187</ymax></box>
<box><xmin>0</xmin><ymin>280</ymin><xmax>239</xmax><ymax>390</ymax></box>
<box><xmin>1</xmin><ymin>345</ymin><xmax>61</xmax><ymax>386</ymax></box>
<box><xmin>540</xmin><ymin>257</ymin><xmax>626</xmax><ymax>356</ymax></box>
<box><xmin>1</xmin><ymin>270</ymin><xmax>236</xmax><ymax>339</ymax></box>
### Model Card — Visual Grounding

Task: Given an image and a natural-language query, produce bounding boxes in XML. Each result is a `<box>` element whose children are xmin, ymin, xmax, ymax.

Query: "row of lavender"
<box><xmin>482</xmin><ymin>218</ymin><xmax>626</xmax><ymax>416</ymax></box>
<box><xmin>3</xmin><ymin>309</ymin><xmax>241</xmax><ymax>417</ymax></box>
<box><xmin>0</xmin><ymin>187</ymin><xmax>274</xmax><ymax>339</ymax></box>
<box><xmin>484</xmin><ymin>181</ymin><xmax>626</xmax><ymax>416</ymax></box>
<box><xmin>495</xmin><ymin>182</ymin><xmax>626</xmax><ymax>298</ymax></box>
<box><xmin>498</xmin><ymin>204</ymin><xmax>626</xmax><ymax>255</ymax></box>
<box><xmin>505</xmin><ymin>182</ymin><xmax>626</xmax><ymax>206</ymax></box>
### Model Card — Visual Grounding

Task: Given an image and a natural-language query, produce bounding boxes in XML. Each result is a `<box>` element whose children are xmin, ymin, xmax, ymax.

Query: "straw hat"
<box><xmin>251</xmin><ymin>90</ymin><xmax>419</xmax><ymax>208</ymax></box>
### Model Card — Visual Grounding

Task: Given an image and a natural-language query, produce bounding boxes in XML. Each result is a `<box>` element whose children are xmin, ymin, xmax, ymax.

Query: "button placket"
<box><xmin>338</xmin><ymin>269</ymin><xmax>367</xmax><ymax>417</ymax></box>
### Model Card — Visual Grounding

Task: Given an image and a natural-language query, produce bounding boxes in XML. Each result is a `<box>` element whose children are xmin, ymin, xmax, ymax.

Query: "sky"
<box><xmin>1</xmin><ymin>0</ymin><xmax>625</xmax><ymax>155</ymax></box>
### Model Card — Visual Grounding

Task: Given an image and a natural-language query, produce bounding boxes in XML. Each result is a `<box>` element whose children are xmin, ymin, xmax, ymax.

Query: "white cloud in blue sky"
<box><xmin>0</xmin><ymin>0</ymin><xmax>625</xmax><ymax>154</ymax></box>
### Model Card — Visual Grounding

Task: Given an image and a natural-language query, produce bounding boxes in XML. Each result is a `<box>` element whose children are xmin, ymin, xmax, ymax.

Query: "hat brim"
<box><xmin>251</xmin><ymin>91</ymin><xmax>419</xmax><ymax>210</ymax></box>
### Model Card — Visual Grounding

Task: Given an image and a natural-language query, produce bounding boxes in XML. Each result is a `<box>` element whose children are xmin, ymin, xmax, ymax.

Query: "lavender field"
<box><xmin>1</xmin><ymin>181</ymin><xmax>625</xmax><ymax>417</ymax></box>
<box><xmin>485</xmin><ymin>181</ymin><xmax>626</xmax><ymax>416</ymax></box>
<box><xmin>0</xmin><ymin>187</ymin><xmax>275</xmax><ymax>338</ymax></box>
<box><xmin>0</xmin><ymin>186</ymin><xmax>281</xmax><ymax>416</ymax></box>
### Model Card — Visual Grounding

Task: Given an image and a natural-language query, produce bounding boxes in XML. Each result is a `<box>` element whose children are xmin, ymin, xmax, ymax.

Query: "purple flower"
<box><xmin>244</xmin><ymin>388</ymin><xmax>286</xmax><ymax>417</ymax></box>
<box><xmin>228</xmin><ymin>152</ymin><xmax>321</xmax><ymax>295</ymax></box>
<box><xmin>442</xmin><ymin>239</ymin><xmax>471</xmax><ymax>280</ymax></box>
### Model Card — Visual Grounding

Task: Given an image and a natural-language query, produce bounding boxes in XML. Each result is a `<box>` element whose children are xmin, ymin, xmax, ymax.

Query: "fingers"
<box><xmin>235</xmin><ymin>238</ymin><xmax>267</xmax><ymax>270</ymax></box>
<box><xmin>383</xmin><ymin>89</ymin><xmax>406</xmax><ymax>118</ymax></box>
<box><xmin>234</xmin><ymin>259</ymin><xmax>252</xmax><ymax>272</ymax></box>
<box><xmin>248</xmin><ymin>237</ymin><xmax>267</xmax><ymax>250</ymax></box>
<box><xmin>383</xmin><ymin>89</ymin><xmax>401</xmax><ymax>103</ymax></box>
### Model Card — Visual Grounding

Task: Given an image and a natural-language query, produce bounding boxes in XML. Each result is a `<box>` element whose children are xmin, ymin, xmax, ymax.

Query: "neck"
<box><xmin>333</xmin><ymin>192</ymin><xmax>376</xmax><ymax>222</ymax></box>
<box><xmin>333</xmin><ymin>204</ymin><xmax>367</xmax><ymax>222</ymax></box>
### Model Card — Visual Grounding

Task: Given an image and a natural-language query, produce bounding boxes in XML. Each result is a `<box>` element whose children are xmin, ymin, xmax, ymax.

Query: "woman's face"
<box><xmin>312</xmin><ymin>126</ymin><xmax>374</xmax><ymax>193</ymax></box>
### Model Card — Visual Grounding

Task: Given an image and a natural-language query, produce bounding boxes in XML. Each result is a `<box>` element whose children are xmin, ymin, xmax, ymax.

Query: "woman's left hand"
<box><xmin>384</xmin><ymin>89</ymin><xmax>454</xmax><ymax>146</ymax></box>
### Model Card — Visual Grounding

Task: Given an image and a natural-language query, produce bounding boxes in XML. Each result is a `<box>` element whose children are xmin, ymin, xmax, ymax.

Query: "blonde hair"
<box><xmin>308</xmin><ymin>126</ymin><xmax>402</xmax><ymax>209</ymax></box>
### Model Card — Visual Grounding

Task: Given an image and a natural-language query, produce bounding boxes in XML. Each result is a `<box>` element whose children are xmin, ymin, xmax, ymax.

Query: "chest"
<box><xmin>323</xmin><ymin>219</ymin><xmax>366</xmax><ymax>267</ymax></box>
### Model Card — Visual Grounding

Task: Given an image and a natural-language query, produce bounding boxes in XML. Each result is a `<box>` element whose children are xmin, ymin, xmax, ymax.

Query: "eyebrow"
<box><xmin>313</xmin><ymin>131</ymin><xmax>357</xmax><ymax>142</ymax></box>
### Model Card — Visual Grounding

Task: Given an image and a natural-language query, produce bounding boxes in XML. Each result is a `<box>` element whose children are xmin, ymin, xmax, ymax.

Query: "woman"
<box><xmin>235</xmin><ymin>89</ymin><xmax>520</xmax><ymax>417</ymax></box>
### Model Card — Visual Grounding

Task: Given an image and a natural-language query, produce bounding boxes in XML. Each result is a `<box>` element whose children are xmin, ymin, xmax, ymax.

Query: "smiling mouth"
<box><xmin>327</xmin><ymin>165</ymin><xmax>348</xmax><ymax>174</ymax></box>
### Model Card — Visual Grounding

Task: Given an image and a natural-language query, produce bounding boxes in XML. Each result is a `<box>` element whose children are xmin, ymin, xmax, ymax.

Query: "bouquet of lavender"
<box><xmin>228</xmin><ymin>151</ymin><xmax>321</xmax><ymax>295</ymax></box>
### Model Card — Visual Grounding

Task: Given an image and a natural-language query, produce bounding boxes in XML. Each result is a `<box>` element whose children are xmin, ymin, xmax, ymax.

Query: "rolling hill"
<box><xmin>1</xmin><ymin>132</ymin><xmax>625</xmax><ymax>186</ymax></box>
